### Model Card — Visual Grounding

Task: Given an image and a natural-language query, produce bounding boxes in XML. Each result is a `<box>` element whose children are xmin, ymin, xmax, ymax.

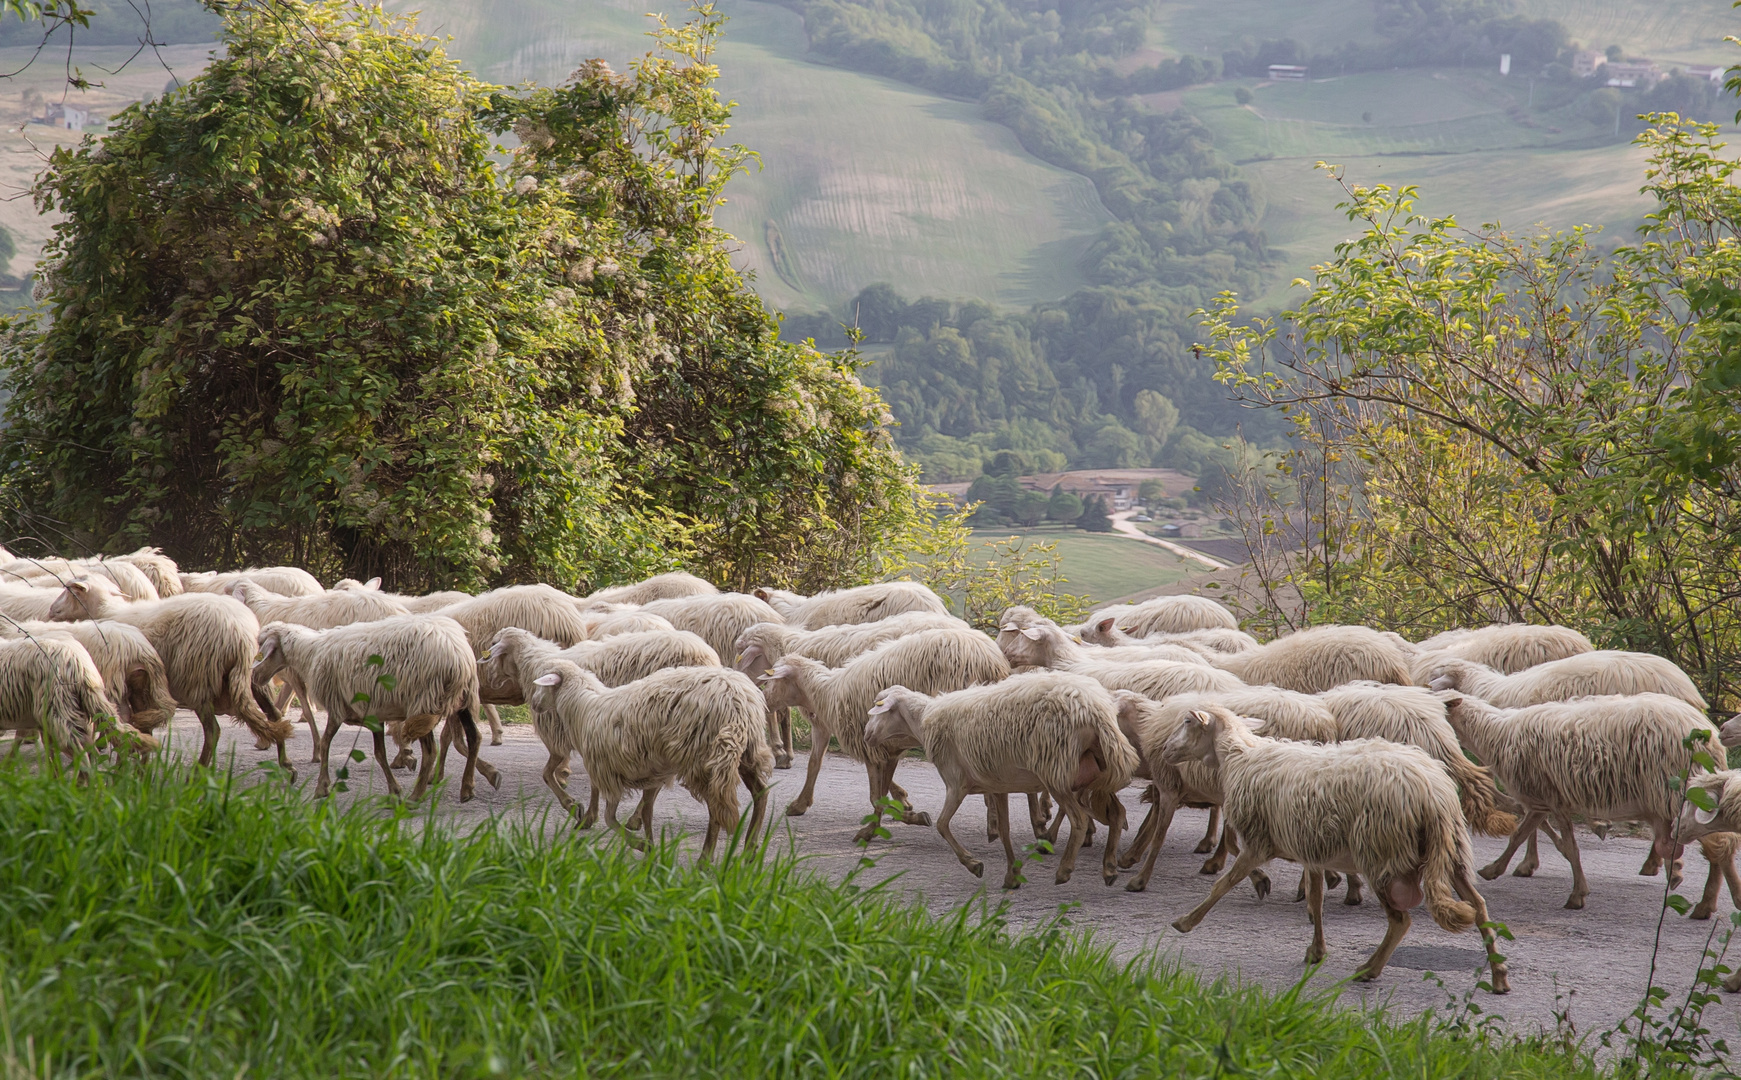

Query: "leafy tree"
<box><xmin>1077</xmin><ymin>495</ymin><xmax>1114</xmax><ymax>533</ymax></box>
<box><xmin>1200</xmin><ymin>129</ymin><xmax>1741</xmax><ymax>707</ymax></box>
<box><xmin>0</xmin><ymin>1</ymin><xmax>918</xmax><ymax>592</ymax></box>
<box><xmin>1047</xmin><ymin>485</ymin><xmax>1083</xmax><ymax>522</ymax></box>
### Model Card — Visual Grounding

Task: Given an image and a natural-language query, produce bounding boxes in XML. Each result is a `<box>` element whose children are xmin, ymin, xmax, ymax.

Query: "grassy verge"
<box><xmin>0</xmin><ymin>759</ymin><xmax>1605</xmax><ymax>1078</ymax></box>
<box><xmin>969</xmin><ymin>526</ymin><xmax>1196</xmax><ymax>604</ymax></box>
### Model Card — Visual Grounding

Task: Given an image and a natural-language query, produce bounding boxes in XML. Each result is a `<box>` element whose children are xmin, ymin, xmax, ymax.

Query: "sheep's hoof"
<box><xmin>965</xmin><ymin>858</ymin><xmax>984</xmax><ymax>878</ymax></box>
<box><xmin>490</xmin><ymin>735</ymin><xmax>503</xmax><ymax>747</ymax></box>
<box><xmin>1351</xmin><ymin>967</ymin><xmax>1381</xmax><ymax>983</ymax></box>
<box><xmin>852</xmin><ymin>823</ymin><xmax>881</xmax><ymax>844</ymax></box>
<box><xmin>1125</xmin><ymin>877</ymin><xmax>1147</xmax><ymax>893</ymax></box>
<box><xmin>1103</xmin><ymin>870</ymin><xmax>1118</xmax><ymax>886</ymax></box>
<box><xmin>1724</xmin><ymin>971</ymin><xmax>1741</xmax><ymax>994</ymax></box>
<box><xmin>1002</xmin><ymin>872</ymin><xmax>1021</xmax><ymax>891</ymax></box>
<box><xmin>577</xmin><ymin>815</ymin><xmax>596</xmax><ymax>830</ymax></box>
<box><xmin>1692</xmin><ymin>901</ymin><xmax>1717</xmax><ymax>921</ymax></box>
<box><xmin>1512</xmin><ymin>864</ymin><xmax>1535</xmax><ymax>878</ymax></box>
<box><xmin>1198</xmin><ymin>860</ymin><xmax>1223</xmax><ymax>876</ymax></box>
<box><xmin>281</xmin><ymin>765</ymin><xmax>297</xmax><ymax>785</ymax></box>
<box><xmin>254</xmin><ymin>734</ymin><xmax>273</xmax><ymax>751</ymax></box>
<box><xmin>1305</xmin><ymin>946</ymin><xmax>1326</xmax><ymax>965</ymax></box>
<box><xmin>1251</xmin><ymin>874</ymin><xmax>1271</xmax><ymax>901</ymax></box>
<box><xmin>903</xmin><ymin>810</ymin><xmax>931</xmax><ymax>827</ymax></box>
<box><xmin>1564</xmin><ymin>894</ymin><xmax>1586</xmax><ymax>910</ymax></box>
<box><xmin>774</xmin><ymin>753</ymin><xmax>792</xmax><ymax>770</ymax></box>
<box><xmin>308</xmin><ymin>752</ymin><xmax>323</xmax><ymax>764</ymax></box>
<box><xmin>314</xmin><ymin>785</ymin><xmax>330</xmax><ymax>799</ymax></box>
<box><xmin>986</xmin><ymin>827</ymin><xmax>1000</xmax><ymax>843</ymax></box>
<box><xmin>459</xmin><ymin>788</ymin><xmax>475</xmax><ymax>804</ymax></box>
<box><xmin>1489</xmin><ymin>971</ymin><xmax>1511</xmax><ymax>995</ymax></box>
<box><xmin>1477</xmin><ymin>862</ymin><xmax>1504</xmax><ymax>881</ymax></box>
<box><xmin>1054</xmin><ymin>867</ymin><xmax>1073</xmax><ymax>885</ymax></box>
<box><xmin>1117</xmin><ymin>847</ymin><xmax>1141</xmax><ymax>870</ymax></box>
<box><xmin>1324</xmin><ymin>871</ymin><xmax>1342</xmax><ymax>889</ymax></box>
<box><xmin>1171</xmin><ymin>917</ymin><xmax>1194</xmax><ymax>934</ymax></box>
<box><xmin>1192</xmin><ymin>838</ymin><xmax>1215</xmax><ymax>854</ymax></box>
<box><xmin>785</xmin><ymin>801</ymin><xmax>808</xmax><ymax>818</ymax></box>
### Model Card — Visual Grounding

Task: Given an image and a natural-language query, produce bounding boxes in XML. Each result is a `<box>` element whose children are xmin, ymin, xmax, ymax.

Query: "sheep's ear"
<box><xmin>363</xmin><ymin>577</ymin><xmax>382</xmax><ymax>590</ymax></box>
<box><xmin>1096</xmin><ymin>617</ymin><xmax>1116</xmax><ymax>633</ymax></box>
<box><xmin>868</xmin><ymin>698</ymin><xmax>892</xmax><ymax>715</ymax></box>
<box><xmin>533</xmin><ymin>672</ymin><xmax>562</xmax><ymax>687</ymax></box>
<box><xmin>999</xmin><ymin>623</ymin><xmax>1019</xmax><ymax>633</ymax></box>
<box><xmin>1189</xmin><ymin>709</ymin><xmax>1214</xmax><ymax>725</ymax></box>
<box><xmin>753</xmin><ymin>588</ymin><xmax>771</xmax><ymax>602</ymax></box>
<box><xmin>256</xmin><ymin>639</ymin><xmax>275</xmax><ymax>662</ymax></box>
<box><xmin>1239</xmin><ymin>715</ymin><xmax>1264</xmax><ymax>730</ymax></box>
<box><xmin>1695</xmin><ymin>804</ymin><xmax>1721</xmax><ymax>826</ymax></box>
<box><xmin>67</xmin><ymin>580</ymin><xmax>87</xmax><ymax>594</ymax></box>
<box><xmin>1020</xmin><ymin>626</ymin><xmax>1045</xmax><ymax>641</ymax></box>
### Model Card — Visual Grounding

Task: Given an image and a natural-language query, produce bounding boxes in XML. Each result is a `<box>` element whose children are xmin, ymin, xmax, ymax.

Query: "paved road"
<box><xmin>1108</xmin><ymin>510</ymin><xmax>1230</xmax><ymax>569</ymax></box>
<box><xmin>165</xmin><ymin>711</ymin><xmax>1741</xmax><ymax>1043</ymax></box>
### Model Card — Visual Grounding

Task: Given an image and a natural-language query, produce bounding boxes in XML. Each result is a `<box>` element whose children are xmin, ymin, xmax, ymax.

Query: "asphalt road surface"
<box><xmin>154</xmin><ymin>710</ymin><xmax>1741</xmax><ymax>1043</ymax></box>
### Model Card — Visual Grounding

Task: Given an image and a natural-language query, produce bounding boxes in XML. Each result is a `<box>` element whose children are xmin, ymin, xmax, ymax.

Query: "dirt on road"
<box><xmin>163</xmin><ymin>710</ymin><xmax>1741</xmax><ymax>1043</ymax></box>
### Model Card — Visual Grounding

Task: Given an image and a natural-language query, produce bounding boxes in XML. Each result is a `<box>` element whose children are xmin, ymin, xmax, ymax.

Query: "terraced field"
<box><xmin>1517</xmin><ymin>0</ymin><xmax>1735</xmax><ymax>64</ymax></box>
<box><xmin>414</xmin><ymin>0</ymin><xmax>1112</xmax><ymax>311</ymax></box>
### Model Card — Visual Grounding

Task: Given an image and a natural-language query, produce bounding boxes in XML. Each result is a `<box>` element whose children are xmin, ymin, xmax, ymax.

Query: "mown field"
<box><xmin>1517</xmin><ymin>0</ymin><xmax>1736</xmax><ymax>64</ymax></box>
<box><xmin>414</xmin><ymin>0</ymin><xmax>1112</xmax><ymax>312</ymax></box>
<box><xmin>970</xmin><ymin>527</ymin><xmax>1197</xmax><ymax>604</ymax></box>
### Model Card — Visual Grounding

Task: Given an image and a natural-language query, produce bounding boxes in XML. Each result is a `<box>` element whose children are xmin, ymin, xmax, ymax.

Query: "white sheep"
<box><xmin>0</xmin><ymin>620</ymin><xmax>177</xmax><ymax>738</ymax></box>
<box><xmin>733</xmin><ymin>610</ymin><xmax>968</xmax><ymax>766</ymax></box>
<box><xmin>581</xmin><ymin>608</ymin><xmax>677</xmax><ymax>639</ymax></box>
<box><xmin>529</xmin><ymin>660</ymin><xmax>773</xmax><ymax>860</ymax></box>
<box><xmin>110</xmin><ymin>548</ymin><xmax>183</xmax><ymax>597</ymax></box>
<box><xmin>481</xmin><ymin>626</ymin><xmax>720</xmax><ymax>821</ymax></box>
<box><xmin>751</xmin><ymin>581</ymin><xmax>949</xmax><ymax>630</ymax></box>
<box><xmin>0</xmin><ymin>582</ymin><xmax>67</xmax><ymax>622</ymax></box>
<box><xmin>581</xmin><ymin>571</ymin><xmax>717</xmax><ymax>609</ymax></box>
<box><xmin>1426</xmin><ymin>651</ymin><xmax>1704</xmax><ymax>710</ymax></box>
<box><xmin>0</xmin><ymin>557</ymin><xmax>160</xmax><ymax>601</ymax></box>
<box><xmin>253</xmin><ymin>615</ymin><xmax>484</xmax><ymax>801</ymax></box>
<box><xmin>997</xmin><ymin>607</ymin><xmax>1216</xmax><ymax>668</ymax></box>
<box><xmin>433</xmin><ymin>584</ymin><xmax>594</xmax><ymax>747</ymax></box>
<box><xmin>1211</xmin><ymin>625</ymin><xmax>1413</xmax><ymax>694</ymax></box>
<box><xmin>997</xmin><ymin>613</ymin><xmax>1245</xmax><ymax>702</ymax></box>
<box><xmin>1414</xmin><ymin>624</ymin><xmax>1594</xmax><ymax>674</ymax></box>
<box><xmin>1077</xmin><ymin>618</ymin><xmax>1258</xmax><ymax>655</ymax></box>
<box><xmin>1114</xmin><ymin>594</ymin><xmax>1240</xmax><ymax>636</ymax></box>
<box><xmin>333</xmin><ymin>577</ymin><xmax>473</xmax><ymax>613</ymax></box>
<box><xmin>862</xmin><ymin>672</ymin><xmax>1138</xmax><ymax>888</ymax></box>
<box><xmin>46</xmin><ymin>581</ymin><xmax>296</xmax><ymax>776</ymax></box>
<box><xmin>180</xmin><ymin>566</ymin><xmax>324</xmax><ymax>597</ymax></box>
<box><xmin>1114</xmin><ymin>686</ymin><xmax>1338</xmax><ymax>892</ymax></box>
<box><xmin>232</xmin><ymin>580</ymin><xmax>410</xmax><ymax>629</ymax></box>
<box><xmin>1317</xmin><ymin>681</ymin><xmax>1517</xmax><ymax>838</ymax></box>
<box><xmin>1444</xmin><ymin>692</ymin><xmax>1718</xmax><ymax>909</ymax></box>
<box><xmin>0</xmin><ymin>635</ymin><xmax>109</xmax><ymax>754</ymax></box>
<box><xmin>759</xmin><ymin>626</ymin><xmax>1011</xmax><ymax>841</ymax></box>
<box><xmin>1164</xmin><ymin>704</ymin><xmax>1510</xmax><ymax>991</ymax></box>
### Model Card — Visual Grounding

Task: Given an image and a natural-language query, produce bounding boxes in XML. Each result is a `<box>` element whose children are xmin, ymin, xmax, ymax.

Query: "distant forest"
<box><xmin>776</xmin><ymin>0</ymin><xmax>1733</xmax><ymax>481</ymax></box>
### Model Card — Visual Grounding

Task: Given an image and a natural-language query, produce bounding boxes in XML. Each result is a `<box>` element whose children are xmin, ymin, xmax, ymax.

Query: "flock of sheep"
<box><xmin>4</xmin><ymin>546</ymin><xmax>1740</xmax><ymax>995</ymax></box>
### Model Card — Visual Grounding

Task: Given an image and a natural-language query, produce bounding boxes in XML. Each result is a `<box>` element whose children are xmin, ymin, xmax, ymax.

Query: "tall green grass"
<box><xmin>0</xmin><ymin>759</ymin><xmax>1604</xmax><ymax>1078</ymax></box>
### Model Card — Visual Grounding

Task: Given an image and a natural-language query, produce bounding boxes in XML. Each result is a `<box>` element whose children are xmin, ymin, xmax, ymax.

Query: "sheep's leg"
<box><xmin>1544</xmin><ymin>813</ymin><xmax>1589</xmax><ymax>909</ymax></box>
<box><xmin>701</xmin><ymin>785</ymin><xmax>740</xmax><ymax>864</ymax></box>
<box><xmin>1723</xmin><ymin>847</ymin><xmax>1741</xmax><ymax>909</ymax></box>
<box><xmin>934</xmin><ymin>785</ymin><xmax>983</xmax><ymax>879</ymax></box>
<box><xmin>370</xmin><ymin>726</ymin><xmax>404</xmax><ymax>799</ymax></box>
<box><xmin>991</xmin><ymin>793</ymin><xmax>1022</xmax><ymax>890</ymax></box>
<box><xmin>1193</xmin><ymin>806</ymin><xmax>1221</xmax><ymax>855</ymax></box>
<box><xmin>1479</xmin><ymin>810</ymin><xmax>1548</xmax><ymax>880</ymax></box>
<box><xmin>738</xmin><ymin>757</ymin><xmax>771</xmax><ymax>850</ymax></box>
<box><xmin>1513</xmin><ymin>829</ymin><xmax>1540</xmax><ymax>878</ymax></box>
<box><xmin>1649</xmin><ymin>819</ymin><xmax>1684</xmax><ymax>890</ymax></box>
<box><xmin>1304</xmin><ymin>869</ymin><xmax>1327</xmax><ymax>965</ymax></box>
<box><xmin>1342</xmin><ymin>872</ymin><xmax>1364</xmax><ymax>906</ymax></box>
<box><xmin>1125</xmin><ymin>788</ymin><xmax>1181</xmax><ymax>893</ymax></box>
<box><xmin>1200</xmin><ymin>823</ymin><xmax>1235</xmax><ymax>875</ymax></box>
<box><xmin>408</xmin><ymin>733</ymin><xmax>438</xmax><ymax>802</ymax></box>
<box><xmin>886</xmin><ymin>776</ymin><xmax>928</xmax><ymax>826</ymax></box>
<box><xmin>1353</xmin><ymin>892</ymin><xmax>1412</xmax><ymax>983</ymax></box>
<box><xmin>1027</xmin><ymin>792</ymin><xmax>1049</xmax><ymax>846</ymax></box>
<box><xmin>581</xmin><ymin>783</ymin><xmax>600</xmax><ymax>830</ymax></box>
<box><xmin>1054</xmin><ymin>794</ymin><xmax>1091</xmax><ymax>885</ymax></box>
<box><xmin>195</xmin><ymin>705</ymin><xmax>221</xmax><ymax>768</ymax></box>
<box><xmin>454</xmin><ymin>707</ymin><xmax>482</xmax><ymax>803</ymax></box>
<box><xmin>1118</xmin><ymin>790</ymin><xmax>1161</xmax><ymax>869</ymax></box>
<box><xmin>541</xmin><ymin>752</ymin><xmax>577</xmax><ymax>816</ymax></box>
<box><xmin>289</xmin><ymin>676</ymin><xmax>322</xmax><ymax>763</ymax></box>
<box><xmin>484</xmin><ymin>704</ymin><xmax>503</xmax><ymax>746</ymax></box>
<box><xmin>765</xmin><ymin>705</ymin><xmax>791</xmax><ymax>771</ymax></box>
<box><xmin>786</xmin><ymin>720</ymin><xmax>830</xmax><ymax>817</ymax></box>
<box><xmin>986</xmin><ymin>796</ymin><xmax>999</xmax><ymax>843</ymax></box>
<box><xmin>1451</xmin><ymin>863</ymin><xmax>1510</xmax><ymax>994</ymax></box>
<box><xmin>852</xmin><ymin>759</ymin><xmax>897</xmax><ymax>845</ymax></box>
<box><xmin>313</xmin><ymin>713</ymin><xmax>343</xmax><ymax>798</ymax></box>
<box><xmin>1098</xmin><ymin>792</ymin><xmax>1124</xmax><ymax>886</ymax></box>
<box><xmin>1173</xmin><ymin>846</ymin><xmax>1269</xmax><ymax>933</ymax></box>
<box><xmin>638</xmin><ymin>787</ymin><xmax>660</xmax><ymax>853</ymax></box>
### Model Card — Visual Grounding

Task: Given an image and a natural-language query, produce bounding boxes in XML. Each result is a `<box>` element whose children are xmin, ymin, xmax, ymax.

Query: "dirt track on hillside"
<box><xmin>168</xmin><ymin>711</ymin><xmax>1741</xmax><ymax>1043</ymax></box>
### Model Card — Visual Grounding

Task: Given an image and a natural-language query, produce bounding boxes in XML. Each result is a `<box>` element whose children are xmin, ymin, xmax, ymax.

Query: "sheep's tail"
<box><xmin>231</xmin><ymin>662</ymin><xmax>294</xmax><ymax>744</ymax></box>
<box><xmin>1423</xmin><ymin>804</ymin><xmax>1477</xmax><ymax>933</ymax></box>
<box><xmin>1441</xmin><ymin>752</ymin><xmax>1518</xmax><ymax>838</ymax></box>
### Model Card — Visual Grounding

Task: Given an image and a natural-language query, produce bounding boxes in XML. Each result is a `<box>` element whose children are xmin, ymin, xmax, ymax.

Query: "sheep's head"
<box><xmin>1679</xmin><ymin>770</ymin><xmax>1741</xmax><ymax>842</ymax></box>
<box><xmin>1079</xmin><ymin>614</ymin><xmax>1124</xmax><ymax>647</ymax></box>
<box><xmin>48</xmin><ymin>576</ymin><xmax>123</xmax><ymax>621</ymax></box>
<box><xmin>996</xmin><ymin>607</ymin><xmax>1061</xmax><ymax>668</ymax></box>
<box><xmin>529</xmin><ymin>659</ymin><xmax>600</xmax><ymax>709</ymax></box>
<box><xmin>1161</xmin><ymin>708</ymin><xmax>1221</xmax><ymax>766</ymax></box>
<box><xmin>864</xmin><ymin>685</ymin><xmax>925</xmax><ymax>751</ymax></box>
<box><xmin>251</xmin><ymin>624</ymin><xmax>293</xmax><ymax>687</ymax></box>
<box><xmin>757</xmin><ymin>659</ymin><xmax>811</xmax><ymax>712</ymax></box>
<box><xmin>334</xmin><ymin>577</ymin><xmax>383</xmax><ymax>592</ymax></box>
<box><xmin>1721</xmin><ymin>715</ymin><xmax>1741</xmax><ymax>750</ymax></box>
<box><xmin>479</xmin><ymin>629</ymin><xmax>532</xmax><ymax>705</ymax></box>
<box><xmin>752</xmin><ymin>587</ymin><xmax>805</xmax><ymax>618</ymax></box>
<box><xmin>733</xmin><ymin>623</ymin><xmax>783</xmax><ymax>677</ymax></box>
<box><xmin>1424</xmin><ymin>656</ymin><xmax>1475</xmax><ymax>691</ymax></box>
<box><xmin>1110</xmin><ymin>689</ymin><xmax>1153</xmax><ymax>751</ymax></box>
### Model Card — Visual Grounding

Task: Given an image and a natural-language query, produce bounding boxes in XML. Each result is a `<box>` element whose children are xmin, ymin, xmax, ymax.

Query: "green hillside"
<box><xmin>412</xmin><ymin>0</ymin><xmax>1110</xmax><ymax>311</ymax></box>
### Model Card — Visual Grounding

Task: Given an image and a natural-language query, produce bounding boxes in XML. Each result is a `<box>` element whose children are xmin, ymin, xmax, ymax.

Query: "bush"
<box><xmin>1078</xmin><ymin>494</ymin><xmax>1115</xmax><ymax>532</ymax></box>
<box><xmin>1047</xmin><ymin>485</ymin><xmax>1084</xmax><ymax>521</ymax></box>
<box><xmin>1235</xmin><ymin>86</ymin><xmax>1253</xmax><ymax>105</ymax></box>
